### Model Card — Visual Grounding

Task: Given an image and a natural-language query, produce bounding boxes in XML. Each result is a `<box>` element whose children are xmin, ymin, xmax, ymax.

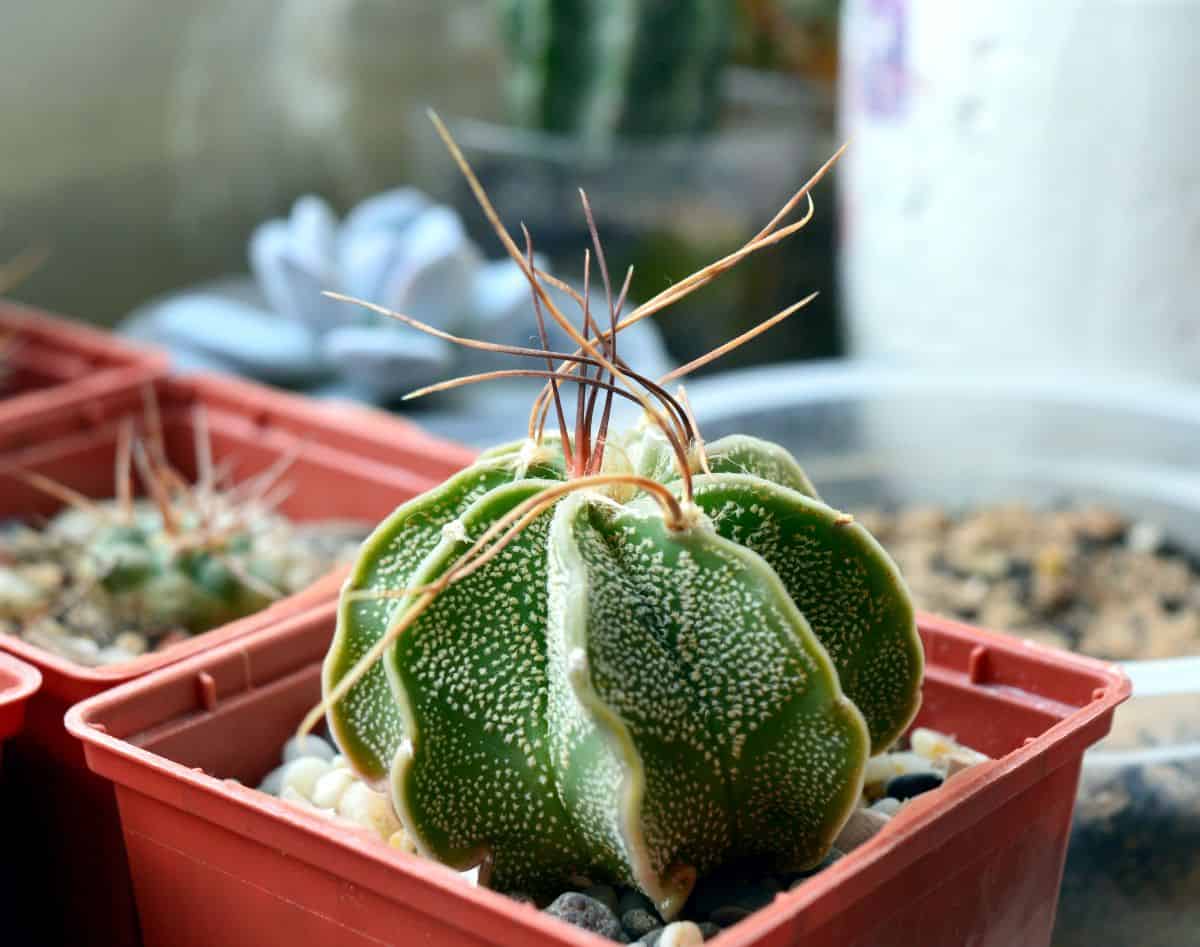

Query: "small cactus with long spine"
<box><xmin>497</xmin><ymin>0</ymin><xmax>734</xmax><ymax>142</ymax></box>
<box><xmin>1</xmin><ymin>393</ymin><xmax>363</xmax><ymax>665</ymax></box>
<box><xmin>313</xmin><ymin>115</ymin><xmax>921</xmax><ymax>916</ymax></box>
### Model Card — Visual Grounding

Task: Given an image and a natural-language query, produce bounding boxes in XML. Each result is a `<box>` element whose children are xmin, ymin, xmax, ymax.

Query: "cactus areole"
<box><xmin>315</xmin><ymin>115</ymin><xmax>922</xmax><ymax>917</ymax></box>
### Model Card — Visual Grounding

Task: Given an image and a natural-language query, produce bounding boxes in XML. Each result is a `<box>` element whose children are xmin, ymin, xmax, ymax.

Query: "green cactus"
<box><xmin>498</xmin><ymin>0</ymin><xmax>734</xmax><ymax>142</ymax></box>
<box><xmin>314</xmin><ymin>116</ymin><xmax>920</xmax><ymax>916</ymax></box>
<box><xmin>3</xmin><ymin>408</ymin><xmax>364</xmax><ymax>666</ymax></box>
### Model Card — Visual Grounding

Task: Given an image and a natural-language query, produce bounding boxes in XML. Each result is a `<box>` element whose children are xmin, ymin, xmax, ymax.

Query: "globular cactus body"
<box><xmin>319</xmin><ymin>116</ymin><xmax>920</xmax><ymax>917</ymax></box>
<box><xmin>498</xmin><ymin>0</ymin><xmax>734</xmax><ymax>142</ymax></box>
<box><xmin>325</xmin><ymin>429</ymin><xmax>920</xmax><ymax>913</ymax></box>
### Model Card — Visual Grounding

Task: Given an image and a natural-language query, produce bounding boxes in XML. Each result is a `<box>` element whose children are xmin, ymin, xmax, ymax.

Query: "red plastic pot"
<box><xmin>0</xmin><ymin>653</ymin><xmax>41</xmax><ymax>770</ymax></box>
<box><xmin>0</xmin><ymin>301</ymin><xmax>165</xmax><ymax>431</ymax></box>
<box><xmin>0</xmin><ymin>372</ymin><xmax>475</xmax><ymax>946</ymax></box>
<box><xmin>67</xmin><ymin>605</ymin><xmax>1129</xmax><ymax>947</ymax></box>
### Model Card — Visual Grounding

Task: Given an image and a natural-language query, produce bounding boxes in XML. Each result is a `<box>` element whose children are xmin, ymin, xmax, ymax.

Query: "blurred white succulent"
<box><xmin>122</xmin><ymin>190</ymin><xmax>671</xmax><ymax>408</ymax></box>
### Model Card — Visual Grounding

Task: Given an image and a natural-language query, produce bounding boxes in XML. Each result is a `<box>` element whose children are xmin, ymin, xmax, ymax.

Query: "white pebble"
<box><xmin>1127</xmin><ymin>521</ymin><xmax>1164</xmax><ymax>554</ymax></box>
<box><xmin>910</xmin><ymin>728</ymin><xmax>956</xmax><ymax>762</ymax></box>
<box><xmin>863</xmin><ymin>751</ymin><xmax>935</xmax><ymax>786</ymax></box>
<box><xmin>280</xmin><ymin>757</ymin><xmax>333</xmax><ymax>800</ymax></box>
<box><xmin>67</xmin><ymin>635</ymin><xmax>100</xmax><ymax>657</ymax></box>
<box><xmin>283</xmin><ymin>735</ymin><xmax>336</xmax><ymax>764</ymax></box>
<box><xmin>114</xmin><ymin>631</ymin><xmax>149</xmax><ymax>656</ymax></box>
<box><xmin>870</xmin><ymin>797</ymin><xmax>903</xmax><ymax>817</ymax></box>
<box><xmin>336</xmin><ymin>782</ymin><xmax>401</xmax><ymax>840</ymax></box>
<box><xmin>658</xmin><ymin>921</ymin><xmax>705</xmax><ymax>947</ymax></box>
<box><xmin>311</xmin><ymin>767</ymin><xmax>358</xmax><ymax>809</ymax></box>
<box><xmin>910</xmin><ymin>728</ymin><xmax>989</xmax><ymax>770</ymax></box>
<box><xmin>280</xmin><ymin>786</ymin><xmax>337</xmax><ymax>818</ymax></box>
<box><xmin>388</xmin><ymin>829</ymin><xmax>419</xmax><ymax>855</ymax></box>
<box><xmin>945</xmin><ymin>750</ymin><xmax>986</xmax><ymax>780</ymax></box>
<box><xmin>257</xmin><ymin>764</ymin><xmax>287</xmax><ymax>796</ymax></box>
<box><xmin>833</xmin><ymin>807</ymin><xmax>891</xmax><ymax>852</ymax></box>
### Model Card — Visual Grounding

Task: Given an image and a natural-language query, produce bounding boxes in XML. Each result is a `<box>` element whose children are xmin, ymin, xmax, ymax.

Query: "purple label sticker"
<box><xmin>861</xmin><ymin>0</ymin><xmax>909</xmax><ymax>119</ymax></box>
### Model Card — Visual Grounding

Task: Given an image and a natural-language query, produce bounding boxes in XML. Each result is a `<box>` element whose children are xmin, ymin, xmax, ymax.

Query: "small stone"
<box><xmin>870</xmin><ymin>797</ymin><xmax>903</xmax><ymax>816</ymax></box>
<box><xmin>709</xmin><ymin>905</ymin><xmax>751</xmax><ymax>927</ymax></box>
<box><xmin>278</xmin><ymin>785</ymin><xmax>336</xmax><ymax>818</ymax></box>
<box><xmin>885</xmin><ymin>771</ymin><xmax>944</xmax><ymax>801</ymax></box>
<box><xmin>584</xmin><ymin>884</ymin><xmax>620</xmax><ymax>914</ymax></box>
<box><xmin>387</xmin><ymin>829</ymin><xmax>419</xmax><ymax>855</ymax></box>
<box><xmin>945</xmin><ymin>751</ymin><xmax>983</xmax><ymax>780</ymax></box>
<box><xmin>1076</xmin><ymin>507</ymin><xmax>1127</xmax><ymax>543</ymax></box>
<box><xmin>336</xmin><ymin>781</ymin><xmax>401</xmax><ymax>839</ymax></box>
<box><xmin>1032</xmin><ymin>570</ymin><xmax>1076</xmax><ymax>613</ymax></box>
<box><xmin>257</xmin><ymin>764</ymin><xmax>287</xmax><ymax>796</ymax></box>
<box><xmin>909</xmin><ymin>728</ymin><xmax>989</xmax><ymax>771</ymax></box>
<box><xmin>863</xmin><ymin>751</ymin><xmax>933</xmax><ymax>787</ymax></box>
<box><xmin>282</xmin><ymin>734</ymin><xmax>336</xmax><ymax>764</ymax></box>
<box><xmin>1127</xmin><ymin>521</ymin><xmax>1165</xmax><ymax>554</ymax></box>
<box><xmin>113</xmin><ymin>631</ymin><xmax>148</xmax><ymax>657</ymax></box>
<box><xmin>618</xmin><ymin>889</ymin><xmax>660</xmax><ymax>920</ymax></box>
<box><xmin>833</xmin><ymin>806</ymin><xmax>890</xmax><ymax>852</ymax></box>
<box><xmin>279</xmin><ymin>757</ymin><xmax>333</xmax><ymax>800</ymax></box>
<box><xmin>310</xmin><ymin>766</ymin><xmax>357</xmax><ymax>809</ymax></box>
<box><xmin>65</xmin><ymin>635</ymin><xmax>100</xmax><ymax>659</ymax></box>
<box><xmin>622</xmin><ymin>908</ymin><xmax>661</xmax><ymax>940</ymax></box>
<box><xmin>545</xmin><ymin>892</ymin><xmax>624</xmax><ymax>941</ymax></box>
<box><xmin>0</xmin><ymin>568</ymin><xmax>46</xmax><ymax>616</ymax></box>
<box><xmin>655</xmin><ymin>921</ymin><xmax>705</xmax><ymax>947</ymax></box>
<box><xmin>17</xmin><ymin>562</ymin><xmax>64</xmax><ymax>593</ymax></box>
<box><xmin>909</xmin><ymin>728</ymin><xmax>955</xmax><ymax>762</ymax></box>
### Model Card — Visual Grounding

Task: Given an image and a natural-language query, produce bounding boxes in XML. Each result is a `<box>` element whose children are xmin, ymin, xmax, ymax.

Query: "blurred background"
<box><xmin>2</xmin><ymin>4</ymin><xmax>1200</xmax><ymax>943</ymax></box>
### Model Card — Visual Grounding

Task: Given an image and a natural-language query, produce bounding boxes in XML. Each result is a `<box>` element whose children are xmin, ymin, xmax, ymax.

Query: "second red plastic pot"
<box><xmin>0</xmin><ymin>652</ymin><xmax>40</xmax><ymax>770</ymax></box>
<box><xmin>0</xmin><ymin>372</ymin><xmax>475</xmax><ymax>946</ymax></box>
<box><xmin>0</xmin><ymin>301</ymin><xmax>165</xmax><ymax>431</ymax></box>
<box><xmin>67</xmin><ymin>606</ymin><xmax>1129</xmax><ymax>947</ymax></box>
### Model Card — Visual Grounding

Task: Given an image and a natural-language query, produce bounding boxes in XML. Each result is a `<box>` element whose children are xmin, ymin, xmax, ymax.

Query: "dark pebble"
<box><xmin>585</xmin><ymin>884</ymin><xmax>620</xmax><ymax>914</ymax></box>
<box><xmin>618</xmin><ymin>889</ymin><xmax>661</xmax><ymax>921</ymax></box>
<box><xmin>1160</xmin><ymin>594</ymin><xmax>1185</xmax><ymax>614</ymax></box>
<box><xmin>622</xmin><ymin>908</ymin><xmax>661</xmax><ymax>940</ymax></box>
<box><xmin>546</xmin><ymin>892</ymin><xmax>625</xmax><ymax>941</ymax></box>
<box><xmin>1006</xmin><ymin>557</ymin><xmax>1033</xmax><ymax>581</ymax></box>
<box><xmin>885</xmin><ymin>771</ymin><xmax>944</xmax><ymax>801</ymax></box>
<box><xmin>697</xmin><ymin>922</ymin><xmax>720</xmax><ymax>941</ymax></box>
<box><xmin>710</xmin><ymin>905</ymin><xmax>752</xmax><ymax>927</ymax></box>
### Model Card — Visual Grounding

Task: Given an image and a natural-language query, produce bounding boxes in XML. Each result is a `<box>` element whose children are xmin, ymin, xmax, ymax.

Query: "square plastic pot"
<box><xmin>67</xmin><ymin>605</ymin><xmax>1129</xmax><ymax>947</ymax></box>
<box><xmin>685</xmin><ymin>361</ymin><xmax>1200</xmax><ymax>945</ymax></box>
<box><xmin>0</xmin><ymin>372</ymin><xmax>475</xmax><ymax>946</ymax></box>
<box><xmin>0</xmin><ymin>300</ymin><xmax>166</xmax><ymax>430</ymax></box>
<box><xmin>0</xmin><ymin>653</ymin><xmax>41</xmax><ymax>771</ymax></box>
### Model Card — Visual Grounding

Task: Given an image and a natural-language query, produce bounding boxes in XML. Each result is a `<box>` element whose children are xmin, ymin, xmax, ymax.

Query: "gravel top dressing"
<box><xmin>857</xmin><ymin>501</ymin><xmax>1200</xmax><ymax>947</ymax></box>
<box><xmin>855</xmin><ymin>502</ymin><xmax>1200</xmax><ymax>661</ymax></box>
<box><xmin>0</xmin><ymin>502</ymin><xmax>366</xmax><ymax>667</ymax></box>
<box><xmin>258</xmin><ymin>725</ymin><xmax>987</xmax><ymax>944</ymax></box>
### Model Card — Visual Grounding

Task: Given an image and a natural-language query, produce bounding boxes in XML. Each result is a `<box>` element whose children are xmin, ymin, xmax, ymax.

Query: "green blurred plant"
<box><xmin>497</xmin><ymin>0</ymin><xmax>735</xmax><ymax>142</ymax></box>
